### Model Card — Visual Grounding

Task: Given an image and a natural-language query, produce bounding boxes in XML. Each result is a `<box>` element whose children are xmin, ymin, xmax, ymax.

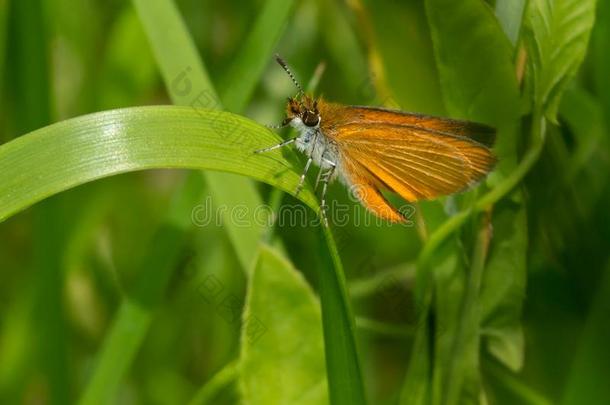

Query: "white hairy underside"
<box><xmin>290</xmin><ymin>117</ymin><xmax>344</xmax><ymax>183</ymax></box>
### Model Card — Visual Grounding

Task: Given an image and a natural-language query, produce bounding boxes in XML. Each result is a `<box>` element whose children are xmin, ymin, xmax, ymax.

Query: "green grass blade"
<box><xmin>218</xmin><ymin>0</ymin><xmax>296</xmax><ymax>112</ymax></box>
<box><xmin>7</xmin><ymin>0</ymin><xmax>52</xmax><ymax>135</ymax></box>
<box><xmin>132</xmin><ymin>0</ymin><xmax>266</xmax><ymax>270</ymax></box>
<box><xmin>131</xmin><ymin>0</ymin><xmax>215</xmax><ymax>107</ymax></box>
<box><xmin>0</xmin><ymin>106</ymin><xmax>316</xmax><ymax>223</ymax></box>
<box><xmin>7</xmin><ymin>3</ymin><xmax>69</xmax><ymax>405</ymax></box>
<box><xmin>317</xmin><ymin>227</ymin><xmax>367</xmax><ymax>405</ymax></box>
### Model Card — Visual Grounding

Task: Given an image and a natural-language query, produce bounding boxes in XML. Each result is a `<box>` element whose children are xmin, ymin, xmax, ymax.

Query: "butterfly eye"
<box><xmin>303</xmin><ymin>111</ymin><xmax>320</xmax><ymax>127</ymax></box>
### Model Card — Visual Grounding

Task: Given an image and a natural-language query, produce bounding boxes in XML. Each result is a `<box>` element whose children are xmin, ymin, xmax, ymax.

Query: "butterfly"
<box><xmin>255</xmin><ymin>56</ymin><xmax>496</xmax><ymax>225</ymax></box>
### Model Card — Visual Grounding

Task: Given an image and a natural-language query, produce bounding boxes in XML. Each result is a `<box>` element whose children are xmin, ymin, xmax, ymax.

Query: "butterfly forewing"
<box><xmin>318</xmin><ymin>104</ymin><xmax>496</xmax><ymax>222</ymax></box>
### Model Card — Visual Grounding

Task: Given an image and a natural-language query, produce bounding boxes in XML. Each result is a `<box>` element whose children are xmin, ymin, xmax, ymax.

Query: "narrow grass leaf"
<box><xmin>218</xmin><ymin>0</ymin><xmax>296</xmax><ymax>112</ymax></box>
<box><xmin>0</xmin><ymin>106</ymin><xmax>316</xmax><ymax>224</ymax></box>
<box><xmin>317</xmin><ymin>227</ymin><xmax>367</xmax><ymax>405</ymax></box>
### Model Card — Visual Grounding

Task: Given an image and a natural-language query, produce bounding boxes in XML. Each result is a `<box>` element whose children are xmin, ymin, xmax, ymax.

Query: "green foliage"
<box><xmin>0</xmin><ymin>107</ymin><xmax>317</xmax><ymax>222</ymax></box>
<box><xmin>0</xmin><ymin>0</ymin><xmax>608</xmax><ymax>404</ymax></box>
<box><xmin>524</xmin><ymin>0</ymin><xmax>597</xmax><ymax>121</ymax></box>
<box><xmin>240</xmin><ymin>246</ymin><xmax>327</xmax><ymax>404</ymax></box>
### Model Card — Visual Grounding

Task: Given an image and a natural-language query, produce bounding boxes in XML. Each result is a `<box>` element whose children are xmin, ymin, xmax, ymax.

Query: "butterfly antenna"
<box><xmin>275</xmin><ymin>54</ymin><xmax>304</xmax><ymax>96</ymax></box>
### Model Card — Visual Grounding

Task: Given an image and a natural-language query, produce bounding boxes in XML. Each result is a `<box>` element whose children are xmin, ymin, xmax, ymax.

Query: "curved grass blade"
<box><xmin>0</xmin><ymin>106</ymin><xmax>317</xmax><ymax>223</ymax></box>
<box><xmin>317</xmin><ymin>226</ymin><xmax>367</xmax><ymax>405</ymax></box>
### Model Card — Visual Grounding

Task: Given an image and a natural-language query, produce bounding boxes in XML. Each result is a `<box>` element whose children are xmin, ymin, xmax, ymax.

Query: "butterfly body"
<box><xmin>290</xmin><ymin>115</ymin><xmax>340</xmax><ymax>175</ymax></box>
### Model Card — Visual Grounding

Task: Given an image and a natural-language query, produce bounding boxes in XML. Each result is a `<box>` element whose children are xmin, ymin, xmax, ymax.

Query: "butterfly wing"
<box><xmin>319</xmin><ymin>106</ymin><xmax>496</xmax><ymax>222</ymax></box>
<box><xmin>324</xmin><ymin>105</ymin><xmax>496</xmax><ymax>148</ymax></box>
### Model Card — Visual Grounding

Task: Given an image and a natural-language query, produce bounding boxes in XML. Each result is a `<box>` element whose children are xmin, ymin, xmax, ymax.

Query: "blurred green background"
<box><xmin>0</xmin><ymin>0</ymin><xmax>609</xmax><ymax>404</ymax></box>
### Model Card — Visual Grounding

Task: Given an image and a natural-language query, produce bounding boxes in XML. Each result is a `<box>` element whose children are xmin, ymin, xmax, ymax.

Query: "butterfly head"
<box><xmin>275</xmin><ymin>55</ymin><xmax>321</xmax><ymax>129</ymax></box>
<box><xmin>285</xmin><ymin>94</ymin><xmax>320</xmax><ymax>128</ymax></box>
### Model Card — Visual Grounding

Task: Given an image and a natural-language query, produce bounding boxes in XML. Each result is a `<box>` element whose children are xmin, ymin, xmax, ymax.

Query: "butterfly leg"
<box><xmin>314</xmin><ymin>148</ymin><xmax>328</xmax><ymax>191</ymax></box>
<box><xmin>253</xmin><ymin>137</ymin><xmax>297</xmax><ymax>154</ymax></box>
<box><xmin>295</xmin><ymin>130</ymin><xmax>320</xmax><ymax>196</ymax></box>
<box><xmin>319</xmin><ymin>160</ymin><xmax>336</xmax><ymax>227</ymax></box>
<box><xmin>294</xmin><ymin>157</ymin><xmax>313</xmax><ymax>196</ymax></box>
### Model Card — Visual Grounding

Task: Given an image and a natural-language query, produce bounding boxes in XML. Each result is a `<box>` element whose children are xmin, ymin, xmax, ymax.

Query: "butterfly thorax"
<box><xmin>285</xmin><ymin>95</ymin><xmax>340</xmax><ymax>173</ymax></box>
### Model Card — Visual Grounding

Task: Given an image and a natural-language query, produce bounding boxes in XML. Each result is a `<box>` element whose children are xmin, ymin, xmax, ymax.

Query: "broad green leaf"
<box><xmin>240</xmin><ymin>246</ymin><xmax>327</xmax><ymax>404</ymax></box>
<box><xmin>479</xmin><ymin>199</ymin><xmax>527</xmax><ymax>371</ymax></box>
<box><xmin>0</xmin><ymin>106</ymin><xmax>316</xmax><ymax>223</ymax></box>
<box><xmin>523</xmin><ymin>0</ymin><xmax>597</xmax><ymax>121</ymax></box>
<box><xmin>425</xmin><ymin>0</ymin><xmax>520</xmax><ymax>127</ymax></box>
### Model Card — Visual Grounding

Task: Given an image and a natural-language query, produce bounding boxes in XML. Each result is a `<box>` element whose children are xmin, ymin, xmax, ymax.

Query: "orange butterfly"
<box><xmin>256</xmin><ymin>57</ymin><xmax>496</xmax><ymax>225</ymax></box>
